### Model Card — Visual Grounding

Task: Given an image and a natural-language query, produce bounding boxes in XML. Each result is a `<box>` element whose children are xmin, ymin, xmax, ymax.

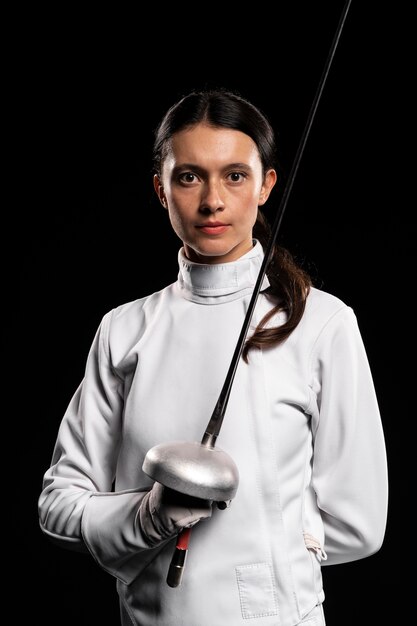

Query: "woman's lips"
<box><xmin>197</xmin><ymin>223</ymin><xmax>229</xmax><ymax>235</ymax></box>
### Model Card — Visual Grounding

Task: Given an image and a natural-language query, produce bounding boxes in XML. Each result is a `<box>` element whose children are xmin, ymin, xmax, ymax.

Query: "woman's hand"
<box><xmin>138</xmin><ymin>482</ymin><xmax>212</xmax><ymax>547</ymax></box>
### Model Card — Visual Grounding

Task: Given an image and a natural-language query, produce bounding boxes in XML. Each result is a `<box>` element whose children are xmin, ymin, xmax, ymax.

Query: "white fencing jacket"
<box><xmin>38</xmin><ymin>240</ymin><xmax>388</xmax><ymax>626</ymax></box>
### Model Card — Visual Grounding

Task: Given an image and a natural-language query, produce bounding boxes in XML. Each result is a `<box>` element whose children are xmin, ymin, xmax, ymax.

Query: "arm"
<box><xmin>310</xmin><ymin>306</ymin><xmax>388</xmax><ymax>565</ymax></box>
<box><xmin>38</xmin><ymin>312</ymin><xmax>148</xmax><ymax>582</ymax></box>
<box><xmin>38</xmin><ymin>312</ymin><xmax>210</xmax><ymax>584</ymax></box>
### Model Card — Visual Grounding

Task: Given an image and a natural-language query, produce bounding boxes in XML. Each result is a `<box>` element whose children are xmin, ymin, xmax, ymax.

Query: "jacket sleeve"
<box><xmin>37</xmin><ymin>311</ymin><xmax>163</xmax><ymax>585</ymax></box>
<box><xmin>309</xmin><ymin>306</ymin><xmax>388</xmax><ymax>566</ymax></box>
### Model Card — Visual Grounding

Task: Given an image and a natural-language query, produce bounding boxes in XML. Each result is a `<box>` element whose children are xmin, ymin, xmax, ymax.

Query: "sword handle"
<box><xmin>166</xmin><ymin>526</ymin><xmax>192</xmax><ymax>588</ymax></box>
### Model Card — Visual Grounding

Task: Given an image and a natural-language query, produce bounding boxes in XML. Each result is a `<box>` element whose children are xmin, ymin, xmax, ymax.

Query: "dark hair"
<box><xmin>153</xmin><ymin>89</ymin><xmax>312</xmax><ymax>361</ymax></box>
<box><xmin>153</xmin><ymin>88</ymin><xmax>277</xmax><ymax>178</ymax></box>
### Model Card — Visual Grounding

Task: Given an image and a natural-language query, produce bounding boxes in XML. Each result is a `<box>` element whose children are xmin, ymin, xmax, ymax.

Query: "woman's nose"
<box><xmin>199</xmin><ymin>180</ymin><xmax>225</xmax><ymax>213</ymax></box>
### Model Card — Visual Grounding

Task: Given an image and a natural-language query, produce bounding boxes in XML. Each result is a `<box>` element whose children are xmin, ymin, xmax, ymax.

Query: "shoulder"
<box><xmin>110</xmin><ymin>283</ymin><xmax>175</xmax><ymax>322</ymax></box>
<box><xmin>89</xmin><ymin>283</ymin><xmax>178</xmax><ymax>367</ymax></box>
<box><xmin>301</xmin><ymin>288</ymin><xmax>372</xmax><ymax>373</ymax></box>
<box><xmin>303</xmin><ymin>286</ymin><xmax>359</xmax><ymax>335</ymax></box>
<box><xmin>306</xmin><ymin>286</ymin><xmax>350</xmax><ymax>316</ymax></box>
<box><xmin>99</xmin><ymin>283</ymin><xmax>176</xmax><ymax>344</ymax></box>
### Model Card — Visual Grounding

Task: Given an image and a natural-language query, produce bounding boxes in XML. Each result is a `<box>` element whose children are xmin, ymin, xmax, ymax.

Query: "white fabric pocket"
<box><xmin>235</xmin><ymin>562</ymin><xmax>279</xmax><ymax>619</ymax></box>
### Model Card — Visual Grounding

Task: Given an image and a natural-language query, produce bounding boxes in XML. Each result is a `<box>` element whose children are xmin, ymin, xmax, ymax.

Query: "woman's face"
<box><xmin>154</xmin><ymin>123</ymin><xmax>277</xmax><ymax>264</ymax></box>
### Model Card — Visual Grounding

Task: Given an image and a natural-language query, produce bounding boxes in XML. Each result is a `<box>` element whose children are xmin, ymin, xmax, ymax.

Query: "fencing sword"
<box><xmin>142</xmin><ymin>0</ymin><xmax>352</xmax><ymax>588</ymax></box>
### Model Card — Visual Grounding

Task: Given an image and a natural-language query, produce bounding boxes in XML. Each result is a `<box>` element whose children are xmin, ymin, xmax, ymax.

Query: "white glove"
<box><xmin>138</xmin><ymin>482</ymin><xmax>213</xmax><ymax>547</ymax></box>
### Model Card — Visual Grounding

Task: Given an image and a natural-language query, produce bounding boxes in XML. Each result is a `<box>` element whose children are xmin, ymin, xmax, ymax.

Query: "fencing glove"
<box><xmin>138</xmin><ymin>481</ymin><xmax>213</xmax><ymax>547</ymax></box>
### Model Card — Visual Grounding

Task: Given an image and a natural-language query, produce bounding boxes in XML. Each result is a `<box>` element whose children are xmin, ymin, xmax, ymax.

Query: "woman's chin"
<box><xmin>184</xmin><ymin>240</ymin><xmax>253</xmax><ymax>264</ymax></box>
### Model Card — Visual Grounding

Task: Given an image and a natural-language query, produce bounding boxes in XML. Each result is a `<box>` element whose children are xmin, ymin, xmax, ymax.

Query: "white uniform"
<box><xmin>38</xmin><ymin>241</ymin><xmax>388</xmax><ymax>625</ymax></box>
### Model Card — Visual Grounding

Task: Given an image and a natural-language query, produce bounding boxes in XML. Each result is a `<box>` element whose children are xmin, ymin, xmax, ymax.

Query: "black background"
<box><xmin>20</xmin><ymin>2</ymin><xmax>406</xmax><ymax>624</ymax></box>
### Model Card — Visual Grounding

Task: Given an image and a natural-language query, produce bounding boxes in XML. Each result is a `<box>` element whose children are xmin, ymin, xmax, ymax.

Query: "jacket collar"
<box><xmin>177</xmin><ymin>240</ymin><xmax>269</xmax><ymax>304</ymax></box>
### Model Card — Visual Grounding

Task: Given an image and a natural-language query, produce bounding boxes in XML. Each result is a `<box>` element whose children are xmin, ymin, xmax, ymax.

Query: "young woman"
<box><xmin>38</xmin><ymin>89</ymin><xmax>388</xmax><ymax>625</ymax></box>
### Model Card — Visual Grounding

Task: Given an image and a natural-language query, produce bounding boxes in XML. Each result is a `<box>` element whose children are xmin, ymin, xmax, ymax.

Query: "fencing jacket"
<box><xmin>38</xmin><ymin>240</ymin><xmax>388</xmax><ymax>625</ymax></box>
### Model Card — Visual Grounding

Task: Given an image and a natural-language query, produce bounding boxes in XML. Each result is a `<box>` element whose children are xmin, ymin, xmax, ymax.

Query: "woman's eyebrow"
<box><xmin>171</xmin><ymin>162</ymin><xmax>253</xmax><ymax>176</ymax></box>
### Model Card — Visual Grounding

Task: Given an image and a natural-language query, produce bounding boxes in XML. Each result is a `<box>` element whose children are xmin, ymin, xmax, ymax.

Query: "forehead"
<box><xmin>164</xmin><ymin>123</ymin><xmax>261</xmax><ymax>169</ymax></box>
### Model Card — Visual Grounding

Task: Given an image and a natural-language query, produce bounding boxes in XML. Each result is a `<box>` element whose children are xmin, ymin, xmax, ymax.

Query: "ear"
<box><xmin>258</xmin><ymin>169</ymin><xmax>277</xmax><ymax>206</ymax></box>
<box><xmin>153</xmin><ymin>174</ymin><xmax>168</xmax><ymax>208</ymax></box>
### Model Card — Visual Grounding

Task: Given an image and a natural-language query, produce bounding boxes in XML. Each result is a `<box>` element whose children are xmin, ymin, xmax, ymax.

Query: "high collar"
<box><xmin>177</xmin><ymin>240</ymin><xmax>269</xmax><ymax>304</ymax></box>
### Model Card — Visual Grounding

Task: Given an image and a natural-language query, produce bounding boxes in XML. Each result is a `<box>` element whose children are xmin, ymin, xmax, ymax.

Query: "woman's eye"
<box><xmin>228</xmin><ymin>172</ymin><xmax>246</xmax><ymax>182</ymax></box>
<box><xmin>179</xmin><ymin>172</ymin><xmax>197</xmax><ymax>184</ymax></box>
